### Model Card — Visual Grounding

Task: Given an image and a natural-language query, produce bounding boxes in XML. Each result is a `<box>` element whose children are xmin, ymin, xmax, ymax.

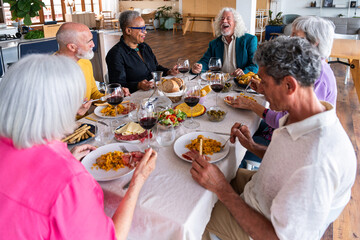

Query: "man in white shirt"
<box><xmin>190</xmin><ymin>36</ymin><xmax>357</xmax><ymax>240</ymax></box>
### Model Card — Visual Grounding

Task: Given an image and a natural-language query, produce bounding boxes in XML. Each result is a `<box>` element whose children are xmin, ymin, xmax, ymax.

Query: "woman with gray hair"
<box><xmin>232</xmin><ymin>16</ymin><xmax>338</xmax><ymax>168</ymax></box>
<box><xmin>0</xmin><ymin>54</ymin><xmax>157</xmax><ymax>240</ymax></box>
<box><xmin>106</xmin><ymin>10</ymin><xmax>179</xmax><ymax>93</ymax></box>
<box><xmin>191</xmin><ymin>7</ymin><xmax>258</xmax><ymax>76</ymax></box>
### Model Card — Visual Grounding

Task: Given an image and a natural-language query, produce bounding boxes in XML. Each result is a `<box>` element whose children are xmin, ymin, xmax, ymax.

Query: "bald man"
<box><xmin>56</xmin><ymin>22</ymin><xmax>130</xmax><ymax>116</ymax></box>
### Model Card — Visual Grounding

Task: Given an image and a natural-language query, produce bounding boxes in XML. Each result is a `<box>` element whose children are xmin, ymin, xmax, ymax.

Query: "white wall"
<box><xmin>279</xmin><ymin>0</ymin><xmax>359</xmax><ymax>18</ymax></box>
<box><xmin>236</xmin><ymin>0</ymin><xmax>257</xmax><ymax>34</ymax></box>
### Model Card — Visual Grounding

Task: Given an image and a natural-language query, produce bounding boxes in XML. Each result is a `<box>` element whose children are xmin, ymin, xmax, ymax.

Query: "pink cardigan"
<box><xmin>0</xmin><ymin>137</ymin><xmax>116</xmax><ymax>239</ymax></box>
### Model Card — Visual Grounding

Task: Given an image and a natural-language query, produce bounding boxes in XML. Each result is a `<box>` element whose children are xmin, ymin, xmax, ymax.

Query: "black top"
<box><xmin>106</xmin><ymin>36</ymin><xmax>169</xmax><ymax>93</ymax></box>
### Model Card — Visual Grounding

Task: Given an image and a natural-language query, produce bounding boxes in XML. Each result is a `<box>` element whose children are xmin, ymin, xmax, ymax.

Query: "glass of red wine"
<box><xmin>139</xmin><ymin>103</ymin><xmax>157</xmax><ymax>149</ymax></box>
<box><xmin>177</xmin><ymin>58</ymin><xmax>190</xmax><ymax>80</ymax></box>
<box><xmin>106</xmin><ymin>83</ymin><xmax>124</xmax><ymax>117</ymax></box>
<box><xmin>210</xmin><ymin>73</ymin><xmax>225</xmax><ymax>108</ymax></box>
<box><xmin>183</xmin><ymin>81</ymin><xmax>201</xmax><ymax>129</ymax></box>
<box><xmin>208</xmin><ymin>57</ymin><xmax>222</xmax><ymax>73</ymax></box>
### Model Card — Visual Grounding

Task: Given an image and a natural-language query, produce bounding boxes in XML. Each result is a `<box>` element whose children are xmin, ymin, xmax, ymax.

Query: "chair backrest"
<box><xmin>333</xmin><ymin>33</ymin><xmax>359</xmax><ymax>40</ymax></box>
<box><xmin>282</xmin><ymin>14</ymin><xmax>300</xmax><ymax>25</ymax></box>
<box><xmin>142</xmin><ymin>10</ymin><xmax>156</xmax><ymax>24</ymax></box>
<box><xmin>91</xmin><ymin>30</ymin><xmax>98</xmax><ymax>52</ymax></box>
<box><xmin>102</xmin><ymin>11</ymin><xmax>114</xmax><ymax>20</ymax></box>
<box><xmin>0</xmin><ymin>46</ymin><xmax>5</xmax><ymax>77</ymax></box>
<box><xmin>18</xmin><ymin>38</ymin><xmax>59</xmax><ymax>59</ymax></box>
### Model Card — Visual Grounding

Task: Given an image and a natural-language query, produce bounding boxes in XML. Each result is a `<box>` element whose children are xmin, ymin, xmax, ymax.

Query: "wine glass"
<box><xmin>177</xmin><ymin>58</ymin><xmax>190</xmax><ymax>80</ymax></box>
<box><xmin>208</xmin><ymin>57</ymin><xmax>222</xmax><ymax>73</ymax></box>
<box><xmin>183</xmin><ymin>81</ymin><xmax>201</xmax><ymax>129</ymax></box>
<box><xmin>210</xmin><ymin>73</ymin><xmax>225</xmax><ymax>108</ymax></box>
<box><xmin>106</xmin><ymin>83</ymin><xmax>124</xmax><ymax>117</ymax></box>
<box><xmin>138</xmin><ymin>102</ymin><xmax>157</xmax><ymax>149</ymax></box>
<box><xmin>98</xmin><ymin>82</ymin><xmax>106</xmax><ymax>94</ymax></box>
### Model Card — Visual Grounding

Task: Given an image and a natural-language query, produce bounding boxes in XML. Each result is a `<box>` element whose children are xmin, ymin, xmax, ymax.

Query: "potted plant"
<box><xmin>4</xmin><ymin>0</ymin><xmax>45</xmax><ymax>26</ymax></box>
<box><xmin>265</xmin><ymin>10</ymin><xmax>284</xmax><ymax>40</ymax></box>
<box><xmin>155</xmin><ymin>5</ymin><xmax>176</xmax><ymax>30</ymax></box>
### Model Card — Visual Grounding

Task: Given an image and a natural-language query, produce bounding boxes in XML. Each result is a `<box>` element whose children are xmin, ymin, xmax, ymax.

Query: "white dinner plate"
<box><xmin>82</xmin><ymin>143</ymin><xmax>141</xmax><ymax>181</ymax></box>
<box><xmin>94</xmin><ymin>105</ymin><xmax>129</xmax><ymax>119</ymax></box>
<box><xmin>173</xmin><ymin>132</ymin><xmax>230</xmax><ymax>164</ymax></box>
<box><xmin>200</xmin><ymin>72</ymin><xmax>231</xmax><ymax>82</ymax></box>
<box><xmin>223</xmin><ymin>92</ymin><xmax>266</xmax><ymax>108</ymax></box>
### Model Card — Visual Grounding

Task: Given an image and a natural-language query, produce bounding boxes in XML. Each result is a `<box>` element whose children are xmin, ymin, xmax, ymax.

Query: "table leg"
<box><xmin>183</xmin><ymin>18</ymin><xmax>191</xmax><ymax>35</ymax></box>
<box><xmin>190</xmin><ymin>18</ymin><xmax>195</xmax><ymax>33</ymax></box>
<box><xmin>211</xmin><ymin>18</ymin><xmax>215</xmax><ymax>37</ymax></box>
<box><xmin>350</xmin><ymin>59</ymin><xmax>360</xmax><ymax>103</ymax></box>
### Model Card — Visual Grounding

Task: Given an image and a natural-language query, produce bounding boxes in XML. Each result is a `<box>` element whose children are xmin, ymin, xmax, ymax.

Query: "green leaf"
<box><xmin>17</xmin><ymin>11</ymin><xmax>26</xmax><ymax>18</ymax></box>
<box><xmin>24</xmin><ymin>14</ymin><xmax>32</xmax><ymax>26</ymax></box>
<box><xmin>18</xmin><ymin>0</ymin><xmax>25</xmax><ymax>10</ymax></box>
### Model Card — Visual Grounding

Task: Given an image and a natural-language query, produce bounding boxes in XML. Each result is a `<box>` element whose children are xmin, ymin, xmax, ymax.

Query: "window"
<box><xmin>4</xmin><ymin>0</ymin><xmax>102</xmax><ymax>25</ymax></box>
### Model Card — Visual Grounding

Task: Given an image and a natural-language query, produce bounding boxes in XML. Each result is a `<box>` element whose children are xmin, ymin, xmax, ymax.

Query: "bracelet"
<box><xmin>262</xmin><ymin>109</ymin><xmax>269</xmax><ymax>119</ymax></box>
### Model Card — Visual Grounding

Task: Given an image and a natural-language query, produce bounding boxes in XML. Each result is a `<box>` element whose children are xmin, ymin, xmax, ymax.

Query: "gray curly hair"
<box><xmin>292</xmin><ymin>16</ymin><xmax>335</xmax><ymax>59</ymax></box>
<box><xmin>254</xmin><ymin>36</ymin><xmax>322</xmax><ymax>86</ymax></box>
<box><xmin>119</xmin><ymin>10</ymin><xmax>141</xmax><ymax>33</ymax></box>
<box><xmin>214</xmin><ymin>7</ymin><xmax>246</xmax><ymax>38</ymax></box>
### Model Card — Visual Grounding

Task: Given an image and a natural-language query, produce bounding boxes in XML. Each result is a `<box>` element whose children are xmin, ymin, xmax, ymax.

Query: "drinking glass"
<box><xmin>151</xmin><ymin>71</ymin><xmax>163</xmax><ymax>100</ymax></box>
<box><xmin>106</xmin><ymin>83</ymin><xmax>124</xmax><ymax>117</ymax></box>
<box><xmin>138</xmin><ymin>102</ymin><xmax>157</xmax><ymax>149</ymax></box>
<box><xmin>156</xmin><ymin>123</ymin><xmax>176</xmax><ymax>147</ymax></box>
<box><xmin>177</xmin><ymin>58</ymin><xmax>190</xmax><ymax>80</ymax></box>
<box><xmin>98</xmin><ymin>82</ymin><xmax>106</xmax><ymax>94</ymax></box>
<box><xmin>210</xmin><ymin>73</ymin><xmax>225</xmax><ymax>108</ymax></box>
<box><xmin>183</xmin><ymin>81</ymin><xmax>201</xmax><ymax>129</ymax></box>
<box><xmin>208</xmin><ymin>57</ymin><xmax>222</xmax><ymax>73</ymax></box>
<box><xmin>95</xmin><ymin>122</ymin><xmax>112</xmax><ymax>146</ymax></box>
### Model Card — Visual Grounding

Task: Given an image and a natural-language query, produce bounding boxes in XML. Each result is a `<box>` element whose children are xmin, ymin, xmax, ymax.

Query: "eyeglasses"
<box><xmin>128</xmin><ymin>26</ymin><xmax>147</xmax><ymax>33</ymax></box>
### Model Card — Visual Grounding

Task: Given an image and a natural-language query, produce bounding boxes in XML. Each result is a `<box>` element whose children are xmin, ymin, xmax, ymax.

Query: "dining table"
<box><xmin>73</xmin><ymin>75</ymin><xmax>267</xmax><ymax>240</ymax></box>
<box><xmin>330</xmin><ymin>38</ymin><xmax>360</xmax><ymax>102</ymax></box>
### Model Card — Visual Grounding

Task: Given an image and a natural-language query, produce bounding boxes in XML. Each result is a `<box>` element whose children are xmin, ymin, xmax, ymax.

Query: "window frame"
<box><xmin>5</xmin><ymin>0</ymin><xmax>102</xmax><ymax>25</ymax></box>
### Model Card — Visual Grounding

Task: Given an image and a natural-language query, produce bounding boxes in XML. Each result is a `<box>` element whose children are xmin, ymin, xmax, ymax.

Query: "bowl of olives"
<box><xmin>206</xmin><ymin>107</ymin><xmax>227</xmax><ymax>122</ymax></box>
<box><xmin>221</xmin><ymin>82</ymin><xmax>232</xmax><ymax>93</ymax></box>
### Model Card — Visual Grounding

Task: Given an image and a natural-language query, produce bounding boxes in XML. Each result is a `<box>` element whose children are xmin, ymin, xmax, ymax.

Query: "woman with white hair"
<box><xmin>232</xmin><ymin>16</ymin><xmax>338</xmax><ymax>168</ymax></box>
<box><xmin>106</xmin><ymin>10</ymin><xmax>179</xmax><ymax>93</ymax></box>
<box><xmin>191</xmin><ymin>7</ymin><xmax>258</xmax><ymax>76</ymax></box>
<box><xmin>0</xmin><ymin>54</ymin><xmax>157</xmax><ymax>240</ymax></box>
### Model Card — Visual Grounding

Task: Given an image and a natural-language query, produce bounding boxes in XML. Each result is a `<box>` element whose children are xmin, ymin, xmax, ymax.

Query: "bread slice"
<box><xmin>171</xmin><ymin>77</ymin><xmax>184</xmax><ymax>89</ymax></box>
<box><xmin>162</xmin><ymin>79</ymin><xmax>180</xmax><ymax>93</ymax></box>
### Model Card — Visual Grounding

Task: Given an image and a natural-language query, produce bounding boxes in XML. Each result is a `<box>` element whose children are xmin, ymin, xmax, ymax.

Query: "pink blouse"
<box><xmin>0</xmin><ymin>138</ymin><xmax>116</xmax><ymax>239</ymax></box>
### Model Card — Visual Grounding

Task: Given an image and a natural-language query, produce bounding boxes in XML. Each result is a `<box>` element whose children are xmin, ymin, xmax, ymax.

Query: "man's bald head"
<box><xmin>56</xmin><ymin>22</ymin><xmax>90</xmax><ymax>48</ymax></box>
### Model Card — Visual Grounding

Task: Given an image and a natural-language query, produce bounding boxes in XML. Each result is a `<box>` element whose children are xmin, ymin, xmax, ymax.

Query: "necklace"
<box><xmin>134</xmin><ymin>44</ymin><xmax>139</xmax><ymax>52</ymax></box>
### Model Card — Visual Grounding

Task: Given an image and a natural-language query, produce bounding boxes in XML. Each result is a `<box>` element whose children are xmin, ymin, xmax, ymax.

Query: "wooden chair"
<box><xmin>141</xmin><ymin>10</ymin><xmax>157</xmax><ymax>31</ymax></box>
<box><xmin>101</xmin><ymin>11</ymin><xmax>115</xmax><ymax>29</ymax></box>
<box><xmin>173</xmin><ymin>23</ymin><xmax>184</xmax><ymax>34</ymax></box>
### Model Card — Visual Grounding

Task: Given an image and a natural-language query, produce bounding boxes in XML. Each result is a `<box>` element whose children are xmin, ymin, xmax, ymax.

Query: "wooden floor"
<box><xmin>117</xmin><ymin>30</ymin><xmax>360</xmax><ymax>239</ymax></box>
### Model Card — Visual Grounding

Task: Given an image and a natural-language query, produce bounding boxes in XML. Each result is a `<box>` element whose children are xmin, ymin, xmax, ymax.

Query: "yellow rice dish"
<box><xmin>92</xmin><ymin>151</ymin><xmax>125</xmax><ymax>171</ymax></box>
<box><xmin>185</xmin><ymin>135</ymin><xmax>221</xmax><ymax>155</ymax></box>
<box><xmin>100</xmin><ymin>104</ymin><xmax>125</xmax><ymax>117</ymax></box>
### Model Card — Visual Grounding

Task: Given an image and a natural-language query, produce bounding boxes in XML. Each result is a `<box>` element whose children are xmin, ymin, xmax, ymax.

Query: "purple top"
<box><xmin>0</xmin><ymin>138</ymin><xmax>116</xmax><ymax>240</ymax></box>
<box><xmin>265</xmin><ymin>60</ymin><xmax>337</xmax><ymax>128</ymax></box>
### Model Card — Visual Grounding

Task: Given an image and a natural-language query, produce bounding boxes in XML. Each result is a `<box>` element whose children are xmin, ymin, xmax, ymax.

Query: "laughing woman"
<box><xmin>0</xmin><ymin>54</ymin><xmax>157</xmax><ymax>240</ymax></box>
<box><xmin>106</xmin><ymin>10</ymin><xmax>179</xmax><ymax>93</ymax></box>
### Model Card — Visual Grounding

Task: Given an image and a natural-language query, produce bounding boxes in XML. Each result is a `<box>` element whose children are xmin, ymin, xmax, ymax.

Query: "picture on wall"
<box><xmin>350</xmin><ymin>1</ymin><xmax>357</xmax><ymax>7</ymax></box>
<box><xmin>323</xmin><ymin>0</ymin><xmax>333</xmax><ymax>7</ymax></box>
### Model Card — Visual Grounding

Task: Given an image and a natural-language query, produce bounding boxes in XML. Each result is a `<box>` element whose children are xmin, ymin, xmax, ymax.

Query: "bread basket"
<box><xmin>157</xmin><ymin>78</ymin><xmax>187</xmax><ymax>103</ymax></box>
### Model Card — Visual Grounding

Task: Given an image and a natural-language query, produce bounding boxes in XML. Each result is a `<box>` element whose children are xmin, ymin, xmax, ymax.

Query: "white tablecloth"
<box><xmin>77</xmin><ymin>78</ymin><xmax>266</xmax><ymax>240</ymax></box>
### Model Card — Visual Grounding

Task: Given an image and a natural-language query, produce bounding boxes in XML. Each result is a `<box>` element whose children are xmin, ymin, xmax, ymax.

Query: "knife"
<box><xmin>195</xmin><ymin>130</ymin><xmax>230</xmax><ymax>135</ymax></box>
<box><xmin>190</xmin><ymin>74</ymin><xmax>199</xmax><ymax>80</ymax></box>
<box><xmin>85</xmin><ymin>117</ymin><xmax>109</xmax><ymax>126</ymax></box>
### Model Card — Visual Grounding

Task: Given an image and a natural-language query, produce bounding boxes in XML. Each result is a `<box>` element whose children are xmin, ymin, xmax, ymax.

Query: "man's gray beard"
<box><xmin>221</xmin><ymin>29</ymin><xmax>231</xmax><ymax>36</ymax></box>
<box><xmin>76</xmin><ymin>49</ymin><xmax>94</xmax><ymax>60</ymax></box>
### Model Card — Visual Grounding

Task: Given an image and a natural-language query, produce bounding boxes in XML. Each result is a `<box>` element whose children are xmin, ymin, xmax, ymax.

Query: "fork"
<box><xmin>119</xmin><ymin>145</ymin><xmax>129</xmax><ymax>153</ymax></box>
<box><xmin>221</xmin><ymin>123</ymin><xmax>243</xmax><ymax>148</ymax></box>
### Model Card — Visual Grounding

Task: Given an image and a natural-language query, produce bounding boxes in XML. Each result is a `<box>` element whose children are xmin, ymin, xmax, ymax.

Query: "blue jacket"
<box><xmin>198</xmin><ymin>33</ymin><xmax>258</xmax><ymax>74</ymax></box>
